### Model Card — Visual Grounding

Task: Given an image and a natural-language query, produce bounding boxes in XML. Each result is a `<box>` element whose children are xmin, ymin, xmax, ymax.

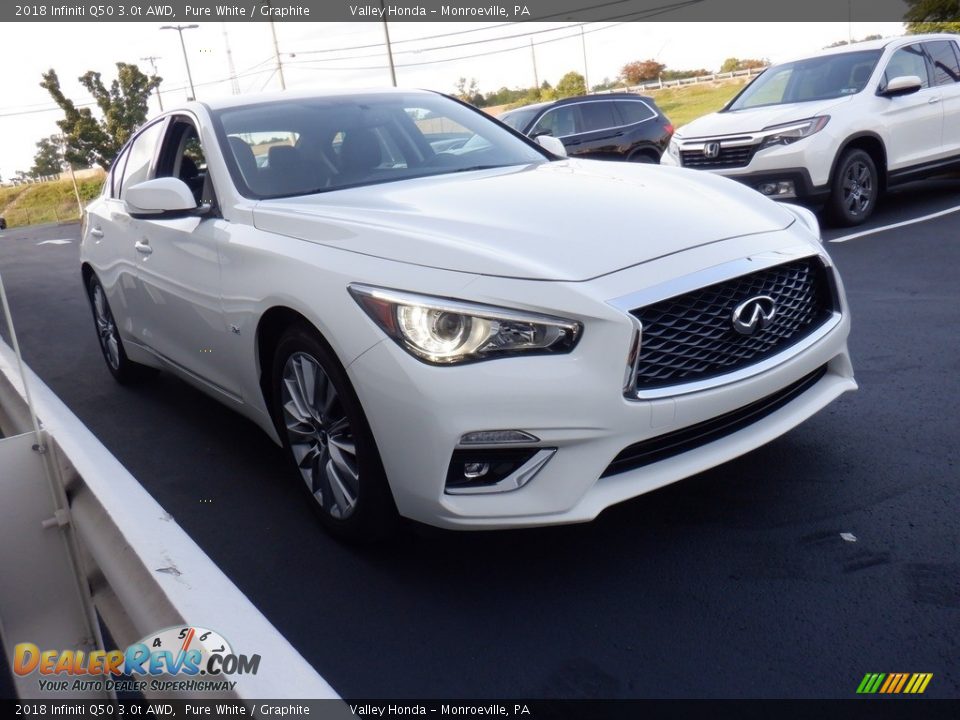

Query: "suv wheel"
<box><xmin>271</xmin><ymin>323</ymin><xmax>398</xmax><ymax>542</ymax></box>
<box><xmin>829</xmin><ymin>149</ymin><xmax>878</xmax><ymax>227</ymax></box>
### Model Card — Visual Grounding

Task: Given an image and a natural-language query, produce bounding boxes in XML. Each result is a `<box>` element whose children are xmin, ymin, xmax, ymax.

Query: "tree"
<box><xmin>31</xmin><ymin>136</ymin><xmax>64</xmax><ymax>178</ymax></box>
<box><xmin>454</xmin><ymin>77</ymin><xmax>483</xmax><ymax>106</ymax></box>
<box><xmin>620</xmin><ymin>60</ymin><xmax>665</xmax><ymax>85</ymax></box>
<box><xmin>40</xmin><ymin>62</ymin><xmax>160</xmax><ymax>171</ymax></box>
<box><xmin>721</xmin><ymin>57</ymin><xmax>767</xmax><ymax>73</ymax></box>
<box><xmin>905</xmin><ymin>0</ymin><xmax>960</xmax><ymax>23</ymax></box>
<box><xmin>906</xmin><ymin>21</ymin><xmax>960</xmax><ymax>33</ymax></box>
<box><xmin>555</xmin><ymin>71</ymin><xmax>586</xmax><ymax>99</ymax></box>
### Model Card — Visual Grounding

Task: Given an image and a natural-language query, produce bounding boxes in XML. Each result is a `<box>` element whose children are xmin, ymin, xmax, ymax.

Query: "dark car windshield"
<box><xmin>212</xmin><ymin>93</ymin><xmax>548</xmax><ymax>199</ymax></box>
<box><xmin>499</xmin><ymin>107</ymin><xmax>540</xmax><ymax>132</ymax></box>
<box><xmin>726</xmin><ymin>50</ymin><xmax>882</xmax><ymax>111</ymax></box>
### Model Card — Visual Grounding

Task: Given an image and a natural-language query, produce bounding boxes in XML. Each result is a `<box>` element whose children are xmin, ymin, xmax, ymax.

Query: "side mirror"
<box><xmin>124</xmin><ymin>178</ymin><xmax>200</xmax><ymax>219</ymax></box>
<box><xmin>536</xmin><ymin>134</ymin><xmax>568</xmax><ymax>157</ymax></box>
<box><xmin>879</xmin><ymin>75</ymin><xmax>923</xmax><ymax>97</ymax></box>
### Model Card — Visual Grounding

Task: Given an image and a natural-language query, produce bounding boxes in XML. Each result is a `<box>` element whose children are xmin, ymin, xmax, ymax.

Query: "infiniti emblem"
<box><xmin>703</xmin><ymin>142</ymin><xmax>721</xmax><ymax>159</ymax></box>
<box><xmin>732</xmin><ymin>295</ymin><xmax>776</xmax><ymax>336</ymax></box>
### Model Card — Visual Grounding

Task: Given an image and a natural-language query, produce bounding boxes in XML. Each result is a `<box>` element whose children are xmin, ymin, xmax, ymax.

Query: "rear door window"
<box><xmin>615</xmin><ymin>100</ymin><xmax>656</xmax><ymax>125</ymax></box>
<box><xmin>578</xmin><ymin>101</ymin><xmax>618</xmax><ymax>132</ymax></box>
<box><xmin>923</xmin><ymin>40</ymin><xmax>960</xmax><ymax>86</ymax></box>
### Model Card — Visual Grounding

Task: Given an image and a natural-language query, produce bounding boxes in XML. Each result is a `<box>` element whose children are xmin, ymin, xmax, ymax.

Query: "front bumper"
<box><xmin>662</xmin><ymin>132</ymin><xmax>836</xmax><ymax>200</ymax></box>
<box><xmin>346</xmin><ymin>235</ymin><xmax>856</xmax><ymax>530</ymax></box>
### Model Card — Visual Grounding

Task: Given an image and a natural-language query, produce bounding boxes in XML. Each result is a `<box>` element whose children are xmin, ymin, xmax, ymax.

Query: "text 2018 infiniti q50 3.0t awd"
<box><xmin>81</xmin><ymin>89</ymin><xmax>856</xmax><ymax>540</ymax></box>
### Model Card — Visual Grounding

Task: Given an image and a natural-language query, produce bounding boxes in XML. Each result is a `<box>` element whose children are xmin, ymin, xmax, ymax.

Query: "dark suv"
<box><xmin>499</xmin><ymin>93</ymin><xmax>674</xmax><ymax>163</ymax></box>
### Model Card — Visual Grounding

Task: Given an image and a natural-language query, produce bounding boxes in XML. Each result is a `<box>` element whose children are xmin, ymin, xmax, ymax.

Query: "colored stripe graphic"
<box><xmin>857</xmin><ymin>673</ymin><xmax>932</xmax><ymax>694</ymax></box>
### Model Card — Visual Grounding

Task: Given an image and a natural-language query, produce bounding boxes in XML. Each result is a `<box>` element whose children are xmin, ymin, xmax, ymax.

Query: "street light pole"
<box><xmin>160</xmin><ymin>24</ymin><xmax>199</xmax><ymax>101</ymax></box>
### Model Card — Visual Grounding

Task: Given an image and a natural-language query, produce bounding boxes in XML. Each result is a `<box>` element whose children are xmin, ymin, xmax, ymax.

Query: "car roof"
<box><xmin>501</xmin><ymin>93</ymin><xmax>656</xmax><ymax>116</ymax></box>
<box><xmin>779</xmin><ymin>33</ymin><xmax>960</xmax><ymax>64</ymax></box>
<box><xmin>170</xmin><ymin>86</ymin><xmax>436</xmax><ymax>114</ymax></box>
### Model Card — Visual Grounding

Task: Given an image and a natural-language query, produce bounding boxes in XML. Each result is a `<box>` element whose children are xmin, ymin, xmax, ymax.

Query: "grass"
<box><xmin>0</xmin><ymin>175</ymin><xmax>105</xmax><ymax>229</ymax></box>
<box><xmin>645</xmin><ymin>79</ymin><xmax>750</xmax><ymax>128</ymax></box>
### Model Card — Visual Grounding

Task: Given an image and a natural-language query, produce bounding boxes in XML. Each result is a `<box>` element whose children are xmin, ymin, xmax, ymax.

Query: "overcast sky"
<box><xmin>0</xmin><ymin>21</ymin><xmax>905</xmax><ymax>176</ymax></box>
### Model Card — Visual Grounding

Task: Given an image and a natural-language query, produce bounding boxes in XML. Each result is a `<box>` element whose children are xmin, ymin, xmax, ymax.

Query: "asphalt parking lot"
<box><xmin>1</xmin><ymin>177</ymin><xmax>958</xmax><ymax>700</ymax></box>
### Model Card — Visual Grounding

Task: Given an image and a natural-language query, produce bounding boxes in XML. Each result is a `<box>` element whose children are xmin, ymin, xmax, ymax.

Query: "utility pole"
<box><xmin>160</xmin><ymin>24</ymin><xmax>199</xmax><ymax>100</ymax></box>
<box><xmin>269</xmin><ymin>20</ymin><xmax>286</xmax><ymax>90</ymax></box>
<box><xmin>58</xmin><ymin>136</ymin><xmax>83</xmax><ymax>220</ymax></box>
<box><xmin>380</xmin><ymin>0</ymin><xmax>397</xmax><ymax>87</ymax></box>
<box><xmin>140</xmin><ymin>56</ymin><xmax>164</xmax><ymax>111</ymax></box>
<box><xmin>580</xmin><ymin>26</ymin><xmax>590</xmax><ymax>91</ymax></box>
<box><xmin>530</xmin><ymin>38</ymin><xmax>539</xmax><ymax>90</ymax></box>
<box><xmin>222</xmin><ymin>23</ymin><xmax>241</xmax><ymax>95</ymax></box>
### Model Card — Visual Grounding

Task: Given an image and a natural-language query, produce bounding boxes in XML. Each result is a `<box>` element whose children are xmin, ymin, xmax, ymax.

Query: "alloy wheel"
<box><xmin>280</xmin><ymin>351</ymin><xmax>360</xmax><ymax>519</ymax></box>
<box><xmin>92</xmin><ymin>284</ymin><xmax>120</xmax><ymax>370</ymax></box>
<box><xmin>842</xmin><ymin>160</ymin><xmax>873</xmax><ymax>217</ymax></box>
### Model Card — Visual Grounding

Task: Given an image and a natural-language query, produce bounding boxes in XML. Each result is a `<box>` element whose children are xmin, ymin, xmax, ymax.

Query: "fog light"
<box><xmin>445</xmin><ymin>448</ymin><xmax>555</xmax><ymax>494</ymax></box>
<box><xmin>463</xmin><ymin>462</ymin><xmax>490</xmax><ymax>479</ymax></box>
<box><xmin>759</xmin><ymin>181</ymin><xmax>796</xmax><ymax>197</ymax></box>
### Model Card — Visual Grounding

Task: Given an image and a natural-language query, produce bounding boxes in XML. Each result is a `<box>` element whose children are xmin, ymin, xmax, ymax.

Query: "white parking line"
<box><xmin>36</xmin><ymin>239</ymin><xmax>73</xmax><ymax>245</ymax></box>
<box><xmin>830</xmin><ymin>203</ymin><xmax>960</xmax><ymax>243</ymax></box>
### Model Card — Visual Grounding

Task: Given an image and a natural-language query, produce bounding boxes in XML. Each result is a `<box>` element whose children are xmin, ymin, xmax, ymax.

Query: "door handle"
<box><xmin>90</xmin><ymin>227</ymin><xmax>104</xmax><ymax>238</ymax></box>
<box><xmin>928</xmin><ymin>96</ymin><xmax>941</xmax><ymax>104</ymax></box>
<box><xmin>134</xmin><ymin>239</ymin><xmax>153</xmax><ymax>255</ymax></box>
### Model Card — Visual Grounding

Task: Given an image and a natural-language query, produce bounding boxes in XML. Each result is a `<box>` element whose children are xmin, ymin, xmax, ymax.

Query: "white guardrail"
<box><xmin>0</xmin><ymin>273</ymin><xmax>341</xmax><ymax>705</ymax></box>
<box><xmin>592</xmin><ymin>66</ymin><xmax>764</xmax><ymax>94</ymax></box>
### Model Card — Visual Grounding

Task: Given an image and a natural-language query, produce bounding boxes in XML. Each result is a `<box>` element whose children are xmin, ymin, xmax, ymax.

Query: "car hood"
<box><xmin>252</xmin><ymin>159</ymin><xmax>795</xmax><ymax>282</ymax></box>
<box><xmin>678</xmin><ymin>97</ymin><xmax>852</xmax><ymax>137</ymax></box>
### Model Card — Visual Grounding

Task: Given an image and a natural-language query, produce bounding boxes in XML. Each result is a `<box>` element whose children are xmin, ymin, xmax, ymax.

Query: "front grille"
<box><xmin>680</xmin><ymin>143</ymin><xmax>758</xmax><ymax>169</ymax></box>
<box><xmin>602</xmin><ymin>364</ymin><xmax>827</xmax><ymax>478</ymax></box>
<box><xmin>630</xmin><ymin>258</ymin><xmax>833</xmax><ymax>390</ymax></box>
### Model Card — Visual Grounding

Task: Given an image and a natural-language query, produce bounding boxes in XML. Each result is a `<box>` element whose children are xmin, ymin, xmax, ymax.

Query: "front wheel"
<box><xmin>86</xmin><ymin>275</ymin><xmax>156</xmax><ymax>384</ymax></box>
<box><xmin>828</xmin><ymin>149</ymin><xmax>878</xmax><ymax>227</ymax></box>
<box><xmin>271</xmin><ymin>324</ymin><xmax>398</xmax><ymax>542</ymax></box>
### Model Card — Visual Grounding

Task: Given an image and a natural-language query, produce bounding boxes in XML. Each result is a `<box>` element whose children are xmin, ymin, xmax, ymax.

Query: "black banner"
<box><xmin>2</xmin><ymin>699</ymin><xmax>960</xmax><ymax>720</ymax></box>
<box><xmin>0</xmin><ymin>0</ymin><xmax>945</xmax><ymax>24</ymax></box>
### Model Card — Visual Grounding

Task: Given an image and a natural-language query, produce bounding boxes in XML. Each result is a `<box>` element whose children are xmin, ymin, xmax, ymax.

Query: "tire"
<box><xmin>85</xmin><ymin>275</ymin><xmax>157</xmax><ymax>384</ymax></box>
<box><xmin>628</xmin><ymin>150</ymin><xmax>658</xmax><ymax>164</ymax></box>
<box><xmin>270</xmin><ymin>323</ymin><xmax>398</xmax><ymax>543</ymax></box>
<box><xmin>828</xmin><ymin>149</ymin><xmax>878</xmax><ymax>227</ymax></box>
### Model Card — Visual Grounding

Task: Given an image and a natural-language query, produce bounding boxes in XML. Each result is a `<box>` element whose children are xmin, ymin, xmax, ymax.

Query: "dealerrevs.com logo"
<box><xmin>14</xmin><ymin>626</ymin><xmax>261</xmax><ymax>693</ymax></box>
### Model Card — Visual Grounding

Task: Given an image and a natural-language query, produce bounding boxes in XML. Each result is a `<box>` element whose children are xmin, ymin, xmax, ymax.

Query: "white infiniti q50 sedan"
<box><xmin>80</xmin><ymin>89</ymin><xmax>856</xmax><ymax>540</ymax></box>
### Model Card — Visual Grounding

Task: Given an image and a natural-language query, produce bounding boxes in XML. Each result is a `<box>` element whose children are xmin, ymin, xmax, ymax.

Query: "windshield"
<box><xmin>727</xmin><ymin>50</ymin><xmax>882</xmax><ymax>111</ymax></box>
<box><xmin>499</xmin><ymin>107</ymin><xmax>540</xmax><ymax>132</ymax></box>
<box><xmin>213</xmin><ymin>93</ymin><xmax>548</xmax><ymax>199</ymax></box>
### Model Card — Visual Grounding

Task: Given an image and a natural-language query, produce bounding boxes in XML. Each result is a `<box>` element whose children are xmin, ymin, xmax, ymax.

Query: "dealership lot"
<box><xmin>1</xmin><ymin>178</ymin><xmax>958</xmax><ymax>699</ymax></box>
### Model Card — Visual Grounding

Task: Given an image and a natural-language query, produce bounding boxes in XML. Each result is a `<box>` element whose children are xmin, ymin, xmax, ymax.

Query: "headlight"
<box><xmin>348</xmin><ymin>284</ymin><xmax>582</xmax><ymax>365</ymax></box>
<box><xmin>667</xmin><ymin>138</ymin><xmax>680</xmax><ymax>159</ymax></box>
<box><xmin>758</xmin><ymin>116</ymin><xmax>829</xmax><ymax>150</ymax></box>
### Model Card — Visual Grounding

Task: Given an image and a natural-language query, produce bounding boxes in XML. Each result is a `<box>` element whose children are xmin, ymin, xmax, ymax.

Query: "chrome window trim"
<box><xmin>607</xmin><ymin>246</ymin><xmax>841</xmax><ymax>400</ymax></box>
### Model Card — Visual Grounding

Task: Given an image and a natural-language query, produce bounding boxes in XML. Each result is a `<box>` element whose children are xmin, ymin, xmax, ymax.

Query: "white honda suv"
<box><xmin>662</xmin><ymin>34</ymin><xmax>960</xmax><ymax>226</ymax></box>
<box><xmin>81</xmin><ymin>89</ymin><xmax>855</xmax><ymax>541</ymax></box>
